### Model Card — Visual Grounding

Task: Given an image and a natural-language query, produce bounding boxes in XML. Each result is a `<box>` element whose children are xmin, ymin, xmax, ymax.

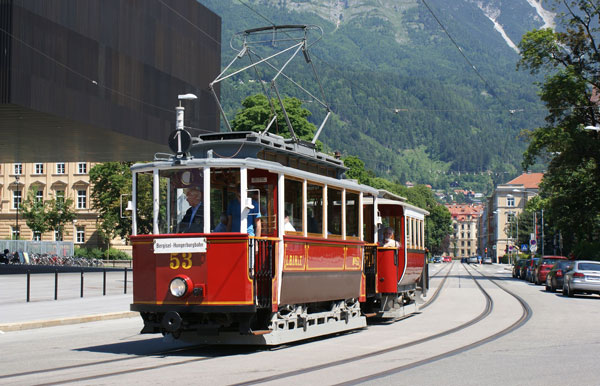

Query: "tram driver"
<box><xmin>379</xmin><ymin>226</ymin><xmax>400</xmax><ymax>248</ymax></box>
<box><xmin>178</xmin><ymin>187</ymin><xmax>204</xmax><ymax>233</ymax></box>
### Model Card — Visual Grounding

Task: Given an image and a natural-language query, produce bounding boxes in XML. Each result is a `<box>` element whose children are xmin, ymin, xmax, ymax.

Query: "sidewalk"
<box><xmin>0</xmin><ymin>272</ymin><xmax>137</xmax><ymax>332</ymax></box>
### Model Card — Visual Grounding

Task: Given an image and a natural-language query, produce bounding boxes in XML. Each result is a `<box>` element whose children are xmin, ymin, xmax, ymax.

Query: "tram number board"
<box><xmin>154</xmin><ymin>238</ymin><xmax>207</xmax><ymax>254</ymax></box>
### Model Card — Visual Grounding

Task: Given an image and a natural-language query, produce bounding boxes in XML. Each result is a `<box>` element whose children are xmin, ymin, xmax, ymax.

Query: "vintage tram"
<box><xmin>129</xmin><ymin>131</ymin><xmax>428</xmax><ymax>344</ymax></box>
<box><xmin>129</xmin><ymin>24</ymin><xmax>428</xmax><ymax>345</ymax></box>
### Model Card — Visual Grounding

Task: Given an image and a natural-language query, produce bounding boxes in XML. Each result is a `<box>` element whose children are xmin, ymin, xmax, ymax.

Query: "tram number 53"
<box><xmin>170</xmin><ymin>253</ymin><xmax>193</xmax><ymax>269</ymax></box>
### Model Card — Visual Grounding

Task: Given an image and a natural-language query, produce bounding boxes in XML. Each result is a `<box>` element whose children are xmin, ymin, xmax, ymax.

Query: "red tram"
<box><xmin>129</xmin><ymin>132</ymin><xmax>429</xmax><ymax>344</ymax></box>
<box><xmin>129</xmin><ymin>25</ymin><xmax>429</xmax><ymax>345</ymax></box>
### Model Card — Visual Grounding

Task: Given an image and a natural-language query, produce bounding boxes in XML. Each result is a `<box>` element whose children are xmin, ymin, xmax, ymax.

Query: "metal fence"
<box><xmin>0</xmin><ymin>240</ymin><xmax>74</xmax><ymax>256</ymax></box>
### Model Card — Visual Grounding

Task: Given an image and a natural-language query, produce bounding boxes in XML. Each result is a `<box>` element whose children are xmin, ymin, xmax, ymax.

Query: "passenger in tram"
<box><xmin>213</xmin><ymin>213</ymin><xmax>228</xmax><ymax>232</ymax></box>
<box><xmin>284</xmin><ymin>212</ymin><xmax>296</xmax><ymax>232</ymax></box>
<box><xmin>307</xmin><ymin>208</ymin><xmax>319</xmax><ymax>233</ymax></box>
<box><xmin>179</xmin><ymin>187</ymin><xmax>204</xmax><ymax>233</ymax></box>
<box><xmin>226</xmin><ymin>186</ymin><xmax>262</xmax><ymax>237</ymax></box>
<box><xmin>379</xmin><ymin>226</ymin><xmax>400</xmax><ymax>248</ymax></box>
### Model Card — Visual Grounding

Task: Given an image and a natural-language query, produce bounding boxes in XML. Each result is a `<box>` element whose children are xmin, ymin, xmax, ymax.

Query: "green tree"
<box><xmin>231</xmin><ymin>94</ymin><xmax>318</xmax><ymax>141</ymax></box>
<box><xmin>45</xmin><ymin>195</ymin><xmax>76</xmax><ymax>241</ymax></box>
<box><xmin>517</xmin><ymin>1</ymin><xmax>600</xmax><ymax>253</ymax></box>
<box><xmin>20</xmin><ymin>188</ymin><xmax>75</xmax><ymax>240</ymax></box>
<box><xmin>20</xmin><ymin>187</ymin><xmax>48</xmax><ymax>238</ymax></box>
<box><xmin>89</xmin><ymin>162</ymin><xmax>155</xmax><ymax>249</ymax></box>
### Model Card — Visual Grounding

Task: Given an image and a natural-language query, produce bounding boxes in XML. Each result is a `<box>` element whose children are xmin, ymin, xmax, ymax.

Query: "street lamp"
<box><xmin>14</xmin><ymin>175</ymin><xmax>20</xmax><ymax>240</ymax></box>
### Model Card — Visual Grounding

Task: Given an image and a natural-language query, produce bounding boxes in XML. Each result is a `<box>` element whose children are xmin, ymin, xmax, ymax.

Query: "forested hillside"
<box><xmin>197</xmin><ymin>0</ymin><xmax>549</xmax><ymax>193</ymax></box>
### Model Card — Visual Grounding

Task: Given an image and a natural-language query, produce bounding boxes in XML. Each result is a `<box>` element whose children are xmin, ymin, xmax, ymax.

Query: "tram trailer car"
<box><xmin>130</xmin><ymin>132</ymin><xmax>429</xmax><ymax>345</ymax></box>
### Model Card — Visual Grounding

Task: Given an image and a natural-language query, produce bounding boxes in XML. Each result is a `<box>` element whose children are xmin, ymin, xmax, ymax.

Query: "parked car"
<box><xmin>520</xmin><ymin>258</ymin><xmax>539</xmax><ymax>281</ymax></box>
<box><xmin>533</xmin><ymin>256</ymin><xmax>568</xmax><ymax>285</ymax></box>
<box><xmin>513</xmin><ymin>259</ymin><xmax>528</xmax><ymax>278</ymax></box>
<box><xmin>545</xmin><ymin>260</ymin><xmax>575</xmax><ymax>292</ymax></box>
<box><xmin>461</xmin><ymin>257</ymin><xmax>467</xmax><ymax>263</ymax></box>
<box><xmin>432</xmin><ymin>256</ymin><xmax>442</xmax><ymax>263</ymax></box>
<box><xmin>443</xmin><ymin>256</ymin><xmax>452</xmax><ymax>263</ymax></box>
<box><xmin>563</xmin><ymin>260</ymin><xmax>600</xmax><ymax>297</ymax></box>
<box><xmin>482</xmin><ymin>256</ymin><xmax>492</xmax><ymax>264</ymax></box>
<box><xmin>467</xmin><ymin>256</ymin><xmax>479</xmax><ymax>264</ymax></box>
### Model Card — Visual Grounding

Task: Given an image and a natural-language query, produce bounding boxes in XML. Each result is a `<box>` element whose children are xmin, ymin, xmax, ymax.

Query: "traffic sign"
<box><xmin>521</xmin><ymin>244</ymin><xmax>528</xmax><ymax>252</ymax></box>
<box><xmin>168</xmin><ymin>129</ymin><xmax>192</xmax><ymax>155</ymax></box>
<box><xmin>530</xmin><ymin>244</ymin><xmax>538</xmax><ymax>253</ymax></box>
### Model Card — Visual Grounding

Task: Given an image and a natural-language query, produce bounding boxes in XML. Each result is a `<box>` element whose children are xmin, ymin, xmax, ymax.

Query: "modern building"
<box><xmin>484</xmin><ymin>172</ymin><xmax>543</xmax><ymax>262</ymax></box>
<box><xmin>446</xmin><ymin>203</ymin><xmax>483</xmax><ymax>259</ymax></box>
<box><xmin>0</xmin><ymin>161</ymin><xmax>102</xmax><ymax>247</ymax></box>
<box><xmin>0</xmin><ymin>0</ymin><xmax>221</xmax><ymax>162</ymax></box>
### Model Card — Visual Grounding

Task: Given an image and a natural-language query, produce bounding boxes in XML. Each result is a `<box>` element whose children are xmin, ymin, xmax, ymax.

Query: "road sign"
<box><xmin>530</xmin><ymin>239</ymin><xmax>537</xmax><ymax>246</ymax></box>
<box><xmin>521</xmin><ymin>244</ymin><xmax>528</xmax><ymax>252</ymax></box>
<box><xmin>168</xmin><ymin>129</ymin><xmax>192</xmax><ymax>155</ymax></box>
<box><xmin>530</xmin><ymin>244</ymin><xmax>538</xmax><ymax>253</ymax></box>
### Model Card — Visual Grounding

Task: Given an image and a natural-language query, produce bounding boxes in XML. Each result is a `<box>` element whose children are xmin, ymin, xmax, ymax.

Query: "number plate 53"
<box><xmin>170</xmin><ymin>253</ymin><xmax>193</xmax><ymax>269</ymax></box>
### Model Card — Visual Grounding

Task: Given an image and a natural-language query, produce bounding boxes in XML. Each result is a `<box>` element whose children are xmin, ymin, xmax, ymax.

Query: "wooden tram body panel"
<box><xmin>281</xmin><ymin>236</ymin><xmax>363</xmax><ymax>305</ymax></box>
<box><xmin>131</xmin><ymin>233</ymin><xmax>256</xmax><ymax>308</ymax></box>
<box><xmin>401</xmin><ymin>249</ymin><xmax>426</xmax><ymax>287</ymax></box>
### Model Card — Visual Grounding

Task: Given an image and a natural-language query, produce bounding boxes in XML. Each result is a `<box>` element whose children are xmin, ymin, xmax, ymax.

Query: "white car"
<box><xmin>563</xmin><ymin>261</ymin><xmax>600</xmax><ymax>297</ymax></box>
<box><xmin>482</xmin><ymin>256</ymin><xmax>492</xmax><ymax>264</ymax></box>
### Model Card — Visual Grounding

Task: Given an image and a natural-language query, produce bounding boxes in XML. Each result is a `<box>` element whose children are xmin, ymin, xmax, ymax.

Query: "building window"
<box><xmin>35</xmin><ymin>190</ymin><xmax>43</xmax><ymax>203</ymax></box>
<box><xmin>54</xmin><ymin>229</ymin><xmax>63</xmax><ymax>241</ymax></box>
<box><xmin>13</xmin><ymin>163</ymin><xmax>22</xmax><ymax>175</ymax></box>
<box><xmin>56</xmin><ymin>163</ymin><xmax>66</xmax><ymax>174</ymax></box>
<box><xmin>468</xmin><ymin>241</ymin><xmax>471</xmax><ymax>246</ymax></box>
<box><xmin>55</xmin><ymin>190</ymin><xmax>65</xmax><ymax>203</ymax></box>
<box><xmin>12</xmin><ymin>226</ymin><xmax>20</xmax><ymax>240</ymax></box>
<box><xmin>33</xmin><ymin>231</ymin><xmax>41</xmax><ymax>241</ymax></box>
<box><xmin>77</xmin><ymin>190</ymin><xmax>87</xmax><ymax>209</ymax></box>
<box><xmin>34</xmin><ymin>163</ymin><xmax>44</xmax><ymax>174</ymax></box>
<box><xmin>77</xmin><ymin>162</ymin><xmax>87</xmax><ymax>174</ymax></box>
<box><xmin>76</xmin><ymin>226</ymin><xmax>85</xmax><ymax>243</ymax></box>
<box><xmin>507</xmin><ymin>212</ymin><xmax>515</xmax><ymax>223</ymax></box>
<box><xmin>507</xmin><ymin>197</ymin><xmax>515</xmax><ymax>207</ymax></box>
<box><xmin>461</xmin><ymin>241</ymin><xmax>465</xmax><ymax>246</ymax></box>
<box><xmin>13</xmin><ymin>190</ymin><xmax>22</xmax><ymax>209</ymax></box>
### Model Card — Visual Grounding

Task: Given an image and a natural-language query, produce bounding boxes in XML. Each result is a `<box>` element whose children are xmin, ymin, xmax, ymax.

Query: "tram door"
<box><xmin>247</xmin><ymin>170</ymin><xmax>278</xmax><ymax>237</ymax></box>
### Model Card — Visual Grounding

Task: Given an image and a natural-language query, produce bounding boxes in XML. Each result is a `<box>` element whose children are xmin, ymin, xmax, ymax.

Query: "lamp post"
<box><xmin>15</xmin><ymin>175</ymin><xmax>20</xmax><ymax>240</ymax></box>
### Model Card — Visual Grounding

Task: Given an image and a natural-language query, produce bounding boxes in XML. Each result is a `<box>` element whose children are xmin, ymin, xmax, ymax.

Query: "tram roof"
<box><xmin>131</xmin><ymin>156</ymin><xmax>379</xmax><ymax>195</ymax></box>
<box><xmin>189</xmin><ymin>131</ymin><xmax>347</xmax><ymax>175</ymax></box>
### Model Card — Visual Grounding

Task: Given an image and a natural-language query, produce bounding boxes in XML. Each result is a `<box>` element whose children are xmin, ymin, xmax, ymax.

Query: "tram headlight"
<box><xmin>169</xmin><ymin>276</ymin><xmax>192</xmax><ymax>298</ymax></box>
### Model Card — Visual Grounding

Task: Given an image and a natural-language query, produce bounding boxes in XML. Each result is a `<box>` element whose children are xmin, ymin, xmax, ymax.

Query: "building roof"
<box><xmin>506</xmin><ymin>173</ymin><xmax>544</xmax><ymax>189</ymax></box>
<box><xmin>445</xmin><ymin>203</ymin><xmax>483</xmax><ymax>221</ymax></box>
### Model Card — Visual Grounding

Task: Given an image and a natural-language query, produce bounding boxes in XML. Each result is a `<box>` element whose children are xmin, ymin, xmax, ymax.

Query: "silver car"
<box><xmin>563</xmin><ymin>260</ymin><xmax>600</xmax><ymax>297</ymax></box>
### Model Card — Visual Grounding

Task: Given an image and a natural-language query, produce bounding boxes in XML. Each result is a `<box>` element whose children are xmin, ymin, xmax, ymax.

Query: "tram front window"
<box><xmin>158</xmin><ymin>168</ymin><xmax>206</xmax><ymax>234</ymax></box>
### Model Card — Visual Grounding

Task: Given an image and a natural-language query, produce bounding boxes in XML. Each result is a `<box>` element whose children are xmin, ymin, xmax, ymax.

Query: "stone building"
<box><xmin>446</xmin><ymin>203</ymin><xmax>483</xmax><ymax>259</ymax></box>
<box><xmin>0</xmin><ymin>162</ymin><xmax>101</xmax><ymax>247</ymax></box>
<box><xmin>482</xmin><ymin>172</ymin><xmax>543</xmax><ymax>262</ymax></box>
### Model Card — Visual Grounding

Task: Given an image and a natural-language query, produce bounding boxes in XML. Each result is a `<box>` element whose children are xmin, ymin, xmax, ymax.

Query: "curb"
<box><xmin>0</xmin><ymin>311</ymin><xmax>139</xmax><ymax>332</ymax></box>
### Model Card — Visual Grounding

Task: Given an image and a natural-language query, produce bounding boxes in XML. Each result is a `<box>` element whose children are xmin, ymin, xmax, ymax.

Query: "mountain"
<box><xmin>197</xmin><ymin>0</ymin><xmax>552</xmax><ymax>193</ymax></box>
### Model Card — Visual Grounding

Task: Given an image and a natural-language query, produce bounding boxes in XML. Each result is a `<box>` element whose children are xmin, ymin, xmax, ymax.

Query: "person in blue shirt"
<box><xmin>213</xmin><ymin>213</ymin><xmax>228</xmax><ymax>232</ymax></box>
<box><xmin>226</xmin><ymin>188</ymin><xmax>262</xmax><ymax>236</ymax></box>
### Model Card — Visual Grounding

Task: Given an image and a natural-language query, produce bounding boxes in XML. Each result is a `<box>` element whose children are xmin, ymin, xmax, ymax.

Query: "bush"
<box><xmin>73</xmin><ymin>246</ymin><xmax>131</xmax><ymax>260</ymax></box>
<box><xmin>572</xmin><ymin>241</ymin><xmax>600</xmax><ymax>261</ymax></box>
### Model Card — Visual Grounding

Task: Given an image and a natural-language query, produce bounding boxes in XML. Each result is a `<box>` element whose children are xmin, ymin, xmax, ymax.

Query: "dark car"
<box><xmin>533</xmin><ymin>256</ymin><xmax>568</xmax><ymax>285</ymax></box>
<box><xmin>432</xmin><ymin>256</ymin><xmax>442</xmax><ymax>263</ymax></box>
<box><xmin>545</xmin><ymin>260</ymin><xmax>575</xmax><ymax>292</ymax></box>
<box><xmin>563</xmin><ymin>260</ymin><xmax>600</xmax><ymax>297</ymax></box>
<box><xmin>513</xmin><ymin>259</ymin><xmax>528</xmax><ymax>278</ymax></box>
<box><xmin>521</xmin><ymin>258</ymin><xmax>539</xmax><ymax>281</ymax></box>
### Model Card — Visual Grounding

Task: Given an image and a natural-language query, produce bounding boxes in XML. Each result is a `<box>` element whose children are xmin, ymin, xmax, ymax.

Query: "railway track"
<box><xmin>1</xmin><ymin>263</ymin><xmax>530</xmax><ymax>385</ymax></box>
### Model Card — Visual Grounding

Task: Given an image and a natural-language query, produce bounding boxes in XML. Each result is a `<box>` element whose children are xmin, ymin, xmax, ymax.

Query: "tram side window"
<box><xmin>210</xmin><ymin>168</ymin><xmax>239</xmax><ymax>232</ymax></box>
<box><xmin>284</xmin><ymin>178</ymin><xmax>303</xmax><ymax>233</ymax></box>
<box><xmin>307</xmin><ymin>183</ymin><xmax>323</xmax><ymax>235</ymax></box>
<box><xmin>135</xmin><ymin>171</ymin><xmax>154</xmax><ymax>235</ymax></box>
<box><xmin>249</xmin><ymin>180</ymin><xmax>275</xmax><ymax>237</ymax></box>
<box><xmin>346</xmin><ymin>191</ymin><xmax>359</xmax><ymax>238</ymax></box>
<box><xmin>327</xmin><ymin>187</ymin><xmax>342</xmax><ymax>237</ymax></box>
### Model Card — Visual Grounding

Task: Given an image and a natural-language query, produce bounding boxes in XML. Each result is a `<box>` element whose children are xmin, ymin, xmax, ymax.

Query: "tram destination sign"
<box><xmin>154</xmin><ymin>238</ymin><xmax>207</xmax><ymax>254</ymax></box>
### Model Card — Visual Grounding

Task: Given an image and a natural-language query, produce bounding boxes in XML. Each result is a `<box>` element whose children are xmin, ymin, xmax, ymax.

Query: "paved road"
<box><xmin>1</xmin><ymin>263</ymin><xmax>599</xmax><ymax>385</ymax></box>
